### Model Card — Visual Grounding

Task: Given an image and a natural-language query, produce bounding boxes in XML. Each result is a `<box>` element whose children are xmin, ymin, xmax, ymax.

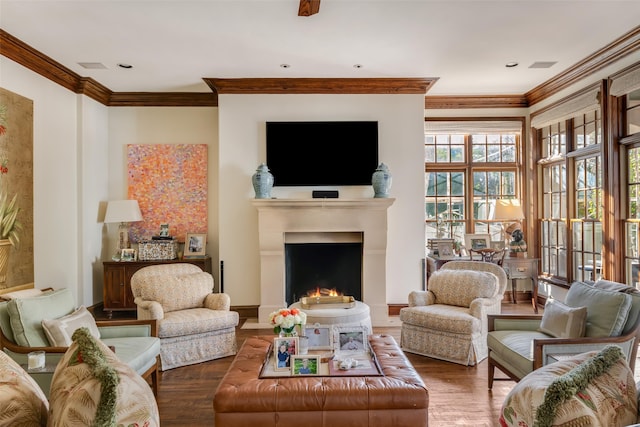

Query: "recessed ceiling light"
<box><xmin>353</xmin><ymin>64</ymin><xmax>364</xmax><ymax>69</ymax></box>
<box><xmin>280</xmin><ymin>64</ymin><xmax>291</xmax><ymax>69</ymax></box>
<box><xmin>117</xmin><ymin>63</ymin><xmax>133</xmax><ymax>69</ymax></box>
<box><xmin>505</xmin><ymin>62</ymin><xmax>519</xmax><ymax>68</ymax></box>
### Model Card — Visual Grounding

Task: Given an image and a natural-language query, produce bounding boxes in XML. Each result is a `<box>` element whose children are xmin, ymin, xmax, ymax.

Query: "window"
<box><xmin>533</xmin><ymin>84</ymin><xmax>603</xmax><ymax>284</ymax></box>
<box><xmin>611</xmin><ymin>62</ymin><xmax>640</xmax><ymax>287</ymax></box>
<box><xmin>424</xmin><ymin>120</ymin><xmax>523</xmax><ymax>249</ymax></box>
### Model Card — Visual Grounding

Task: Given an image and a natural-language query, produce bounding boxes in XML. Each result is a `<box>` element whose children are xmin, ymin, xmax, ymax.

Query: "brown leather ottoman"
<box><xmin>214</xmin><ymin>334</ymin><xmax>429</xmax><ymax>427</ymax></box>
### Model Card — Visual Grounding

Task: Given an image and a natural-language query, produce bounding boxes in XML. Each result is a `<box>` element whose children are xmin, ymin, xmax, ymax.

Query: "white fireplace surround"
<box><xmin>252</xmin><ymin>198</ymin><xmax>395</xmax><ymax>327</ymax></box>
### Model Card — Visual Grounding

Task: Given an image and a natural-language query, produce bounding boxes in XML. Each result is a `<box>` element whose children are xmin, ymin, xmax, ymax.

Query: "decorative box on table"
<box><xmin>138</xmin><ymin>239</ymin><xmax>178</xmax><ymax>261</ymax></box>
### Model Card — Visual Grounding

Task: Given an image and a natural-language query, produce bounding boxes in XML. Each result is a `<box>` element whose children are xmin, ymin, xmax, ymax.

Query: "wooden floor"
<box><xmin>152</xmin><ymin>303</ymin><xmax>533</xmax><ymax>427</ymax></box>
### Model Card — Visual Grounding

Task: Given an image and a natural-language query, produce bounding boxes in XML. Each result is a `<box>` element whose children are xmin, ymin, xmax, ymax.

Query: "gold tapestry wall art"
<box><xmin>0</xmin><ymin>87</ymin><xmax>35</xmax><ymax>291</ymax></box>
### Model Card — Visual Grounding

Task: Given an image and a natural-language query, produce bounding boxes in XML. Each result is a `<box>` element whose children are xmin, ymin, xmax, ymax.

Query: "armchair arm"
<box><xmin>133</xmin><ymin>297</ymin><xmax>165</xmax><ymax>320</ymax></box>
<box><xmin>204</xmin><ymin>293</ymin><xmax>231</xmax><ymax>311</ymax></box>
<box><xmin>532</xmin><ymin>334</ymin><xmax>639</xmax><ymax>371</ymax></box>
<box><xmin>97</xmin><ymin>319</ymin><xmax>158</xmax><ymax>339</ymax></box>
<box><xmin>488</xmin><ymin>314</ymin><xmax>543</xmax><ymax>332</ymax></box>
<box><xmin>408</xmin><ymin>290</ymin><xmax>434</xmax><ymax>307</ymax></box>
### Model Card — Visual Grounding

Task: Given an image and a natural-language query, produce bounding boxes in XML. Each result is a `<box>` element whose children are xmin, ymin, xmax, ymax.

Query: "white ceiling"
<box><xmin>1</xmin><ymin>0</ymin><xmax>640</xmax><ymax>95</ymax></box>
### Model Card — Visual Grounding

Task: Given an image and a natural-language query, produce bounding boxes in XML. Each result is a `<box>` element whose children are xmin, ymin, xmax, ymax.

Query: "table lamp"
<box><xmin>492</xmin><ymin>199</ymin><xmax>525</xmax><ymax>249</ymax></box>
<box><xmin>104</xmin><ymin>200</ymin><xmax>143</xmax><ymax>253</ymax></box>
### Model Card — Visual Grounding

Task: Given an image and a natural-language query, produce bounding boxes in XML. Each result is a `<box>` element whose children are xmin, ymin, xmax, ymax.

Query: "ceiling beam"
<box><xmin>298</xmin><ymin>0</ymin><xmax>320</xmax><ymax>17</ymax></box>
<box><xmin>204</xmin><ymin>77</ymin><xmax>438</xmax><ymax>94</ymax></box>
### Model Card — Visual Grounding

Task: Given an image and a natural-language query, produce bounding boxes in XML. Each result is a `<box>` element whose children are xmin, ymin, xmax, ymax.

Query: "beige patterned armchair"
<box><xmin>130</xmin><ymin>263</ymin><xmax>239</xmax><ymax>370</ymax></box>
<box><xmin>400</xmin><ymin>260</ymin><xmax>507</xmax><ymax>365</ymax></box>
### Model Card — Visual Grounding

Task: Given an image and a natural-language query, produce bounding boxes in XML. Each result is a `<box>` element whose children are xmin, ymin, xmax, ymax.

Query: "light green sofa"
<box><xmin>0</xmin><ymin>288</ymin><xmax>160</xmax><ymax>397</ymax></box>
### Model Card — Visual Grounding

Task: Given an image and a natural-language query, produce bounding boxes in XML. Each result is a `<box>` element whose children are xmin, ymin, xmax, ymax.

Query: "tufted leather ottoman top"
<box><xmin>214</xmin><ymin>334</ymin><xmax>429</xmax><ymax>427</ymax></box>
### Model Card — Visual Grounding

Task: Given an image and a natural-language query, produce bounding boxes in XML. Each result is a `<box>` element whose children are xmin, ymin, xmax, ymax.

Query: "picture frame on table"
<box><xmin>333</xmin><ymin>326</ymin><xmax>368</xmax><ymax>354</ymax></box>
<box><xmin>303</xmin><ymin>325</ymin><xmax>333</xmax><ymax>350</ymax></box>
<box><xmin>159</xmin><ymin>223</ymin><xmax>170</xmax><ymax>237</ymax></box>
<box><xmin>437</xmin><ymin>242</ymin><xmax>455</xmax><ymax>258</ymax></box>
<box><xmin>120</xmin><ymin>248</ymin><xmax>137</xmax><ymax>262</ymax></box>
<box><xmin>464</xmin><ymin>234</ymin><xmax>491</xmax><ymax>251</ymax></box>
<box><xmin>185</xmin><ymin>233</ymin><xmax>207</xmax><ymax>257</ymax></box>
<box><xmin>291</xmin><ymin>354</ymin><xmax>320</xmax><ymax>376</ymax></box>
<box><xmin>273</xmin><ymin>337</ymin><xmax>298</xmax><ymax>372</ymax></box>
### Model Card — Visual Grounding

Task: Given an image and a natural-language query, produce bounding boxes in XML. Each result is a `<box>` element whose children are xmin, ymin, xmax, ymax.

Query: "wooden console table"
<box><xmin>102</xmin><ymin>257</ymin><xmax>212</xmax><ymax>318</ymax></box>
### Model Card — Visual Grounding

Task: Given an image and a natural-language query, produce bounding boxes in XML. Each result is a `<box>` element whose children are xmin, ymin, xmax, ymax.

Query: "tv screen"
<box><xmin>266</xmin><ymin>121</ymin><xmax>379</xmax><ymax>187</ymax></box>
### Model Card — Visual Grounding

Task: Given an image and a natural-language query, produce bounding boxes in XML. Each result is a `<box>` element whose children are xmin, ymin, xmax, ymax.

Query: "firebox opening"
<box><xmin>285</xmin><ymin>242</ymin><xmax>363</xmax><ymax>306</ymax></box>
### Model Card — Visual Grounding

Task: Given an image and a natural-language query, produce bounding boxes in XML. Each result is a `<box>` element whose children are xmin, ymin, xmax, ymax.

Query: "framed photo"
<box><xmin>185</xmin><ymin>233</ymin><xmax>207</xmax><ymax>257</ymax></box>
<box><xmin>273</xmin><ymin>337</ymin><xmax>298</xmax><ymax>372</ymax></box>
<box><xmin>464</xmin><ymin>234</ymin><xmax>491</xmax><ymax>251</ymax></box>
<box><xmin>437</xmin><ymin>242</ymin><xmax>454</xmax><ymax>258</ymax></box>
<box><xmin>303</xmin><ymin>325</ymin><xmax>332</xmax><ymax>350</ymax></box>
<box><xmin>291</xmin><ymin>354</ymin><xmax>320</xmax><ymax>376</ymax></box>
<box><xmin>490</xmin><ymin>240</ymin><xmax>505</xmax><ymax>251</ymax></box>
<box><xmin>120</xmin><ymin>248</ymin><xmax>137</xmax><ymax>262</ymax></box>
<box><xmin>333</xmin><ymin>326</ymin><xmax>368</xmax><ymax>354</ymax></box>
<box><xmin>159</xmin><ymin>223</ymin><xmax>170</xmax><ymax>237</ymax></box>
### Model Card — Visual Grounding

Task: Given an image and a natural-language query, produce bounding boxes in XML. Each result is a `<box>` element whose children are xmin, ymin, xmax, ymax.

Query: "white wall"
<box><xmin>0</xmin><ymin>57</ymin><xmax>90</xmax><ymax>304</ymax></box>
<box><xmin>217</xmin><ymin>94</ymin><xmax>426</xmax><ymax>310</ymax></box>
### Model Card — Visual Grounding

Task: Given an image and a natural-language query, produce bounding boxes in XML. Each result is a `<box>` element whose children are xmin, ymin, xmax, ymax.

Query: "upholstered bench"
<box><xmin>213</xmin><ymin>334</ymin><xmax>429</xmax><ymax>427</ymax></box>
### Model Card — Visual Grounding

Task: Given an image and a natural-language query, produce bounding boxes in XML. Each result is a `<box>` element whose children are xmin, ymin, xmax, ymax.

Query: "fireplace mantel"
<box><xmin>252</xmin><ymin>197</ymin><xmax>395</xmax><ymax>327</ymax></box>
<box><xmin>251</xmin><ymin>198</ymin><xmax>395</xmax><ymax>210</ymax></box>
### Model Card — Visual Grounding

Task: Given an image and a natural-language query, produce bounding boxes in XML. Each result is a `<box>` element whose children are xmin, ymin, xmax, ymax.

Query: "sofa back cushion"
<box><xmin>593</xmin><ymin>279</ymin><xmax>640</xmax><ymax>336</ymax></box>
<box><xmin>132</xmin><ymin>271</ymin><xmax>214</xmax><ymax>313</ymax></box>
<box><xmin>428</xmin><ymin>269</ymin><xmax>498</xmax><ymax>307</ymax></box>
<box><xmin>565</xmin><ymin>281</ymin><xmax>632</xmax><ymax>337</ymax></box>
<box><xmin>7</xmin><ymin>288</ymin><xmax>76</xmax><ymax>347</ymax></box>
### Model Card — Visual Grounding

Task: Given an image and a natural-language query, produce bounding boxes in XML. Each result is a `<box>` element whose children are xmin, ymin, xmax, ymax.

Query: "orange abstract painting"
<box><xmin>127</xmin><ymin>144</ymin><xmax>207</xmax><ymax>242</ymax></box>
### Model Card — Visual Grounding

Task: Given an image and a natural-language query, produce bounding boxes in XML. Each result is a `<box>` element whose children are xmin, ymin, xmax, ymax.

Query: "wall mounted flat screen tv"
<box><xmin>266</xmin><ymin>121</ymin><xmax>379</xmax><ymax>186</ymax></box>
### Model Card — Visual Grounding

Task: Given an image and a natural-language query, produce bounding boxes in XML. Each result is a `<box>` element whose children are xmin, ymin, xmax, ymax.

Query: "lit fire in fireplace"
<box><xmin>307</xmin><ymin>287</ymin><xmax>342</xmax><ymax>297</ymax></box>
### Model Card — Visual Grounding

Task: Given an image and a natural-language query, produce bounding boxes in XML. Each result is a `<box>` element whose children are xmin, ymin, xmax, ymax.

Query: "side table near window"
<box><xmin>502</xmin><ymin>257</ymin><xmax>539</xmax><ymax>313</ymax></box>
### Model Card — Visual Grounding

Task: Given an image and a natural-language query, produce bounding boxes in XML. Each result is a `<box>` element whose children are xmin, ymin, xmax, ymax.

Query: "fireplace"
<box><xmin>285</xmin><ymin>233</ymin><xmax>363</xmax><ymax>306</ymax></box>
<box><xmin>252</xmin><ymin>198</ymin><xmax>395</xmax><ymax>326</ymax></box>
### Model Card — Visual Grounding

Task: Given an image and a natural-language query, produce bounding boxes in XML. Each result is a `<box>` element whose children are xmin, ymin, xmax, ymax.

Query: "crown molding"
<box><xmin>2</xmin><ymin>25</ymin><xmax>639</xmax><ymax>108</ymax></box>
<box><xmin>204</xmin><ymin>78</ymin><xmax>438</xmax><ymax>94</ymax></box>
<box><xmin>424</xmin><ymin>95</ymin><xmax>528</xmax><ymax>109</ymax></box>
<box><xmin>526</xmin><ymin>25</ymin><xmax>640</xmax><ymax>106</ymax></box>
<box><xmin>109</xmin><ymin>92</ymin><xmax>217</xmax><ymax>107</ymax></box>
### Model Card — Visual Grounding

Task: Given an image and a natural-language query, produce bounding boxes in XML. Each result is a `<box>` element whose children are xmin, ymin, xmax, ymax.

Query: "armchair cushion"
<box><xmin>565</xmin><ymin>281</ymin><xmax>632</xmax><ymax>337</ymax></box>
<box><xmin>48</xmin><ymin>327</ymin><xmax>159</xmax><ymax>427</ymax></box>
<box><xmin>0</xmin><ymin>349</ymin><xmax>48</xmax><ymax>426</ymax></box>
<box><xmin>134</xmin><ymin>271</ymin><xmax>214</xmax><ymax>313</ymax></box>
<box><xmin>42</xmin><ymin>306</ymin><xmax>100</xmax><ymax>346</ymax></box>
<box><xmin>6</xmin><ymin>289</ymin><xmax>76</xmax><ymax>347</ymax></box>
<box><xmin>427</xmin><ymin>269</ymin><xmax>498</xmax><ymax>307</ymax></box>
<box><xmin>500</xmin><ymin>346</ymin><xmax>637</xmax><ymax>427</ymax></box>
<box><xmin>538</xmin><ymin>299</ymin><xmax>587</xmax><ymax>338</ymax></box>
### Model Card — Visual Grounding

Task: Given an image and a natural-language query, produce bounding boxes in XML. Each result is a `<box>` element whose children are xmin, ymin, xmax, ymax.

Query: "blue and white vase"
<box><xmin>252</xmin><ymin>163</ymin><xmax>274</xmax><ymax>199</ymax></box>
<box><xmin>372</xmin><ymin>163</ymin><xmax>392</xmax><ymax>198</ymax></box>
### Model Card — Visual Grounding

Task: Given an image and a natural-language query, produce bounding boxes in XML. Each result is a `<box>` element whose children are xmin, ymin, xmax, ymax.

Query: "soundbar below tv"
<box><xmin>266</xmin><ymin>121</ymin><xmax>379</xmax><ymax>187</ymax></box>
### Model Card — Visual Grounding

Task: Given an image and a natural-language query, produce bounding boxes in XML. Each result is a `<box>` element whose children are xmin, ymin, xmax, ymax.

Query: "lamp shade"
<box><xmin>492</xmin><ymin>199</ymin><xmax>525</xmax><ymax>220</ymax></box>
<box><xmin>104</xmin><ymin>200</ymin><xmax>143</xmax><ymax>223</ymax></box>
